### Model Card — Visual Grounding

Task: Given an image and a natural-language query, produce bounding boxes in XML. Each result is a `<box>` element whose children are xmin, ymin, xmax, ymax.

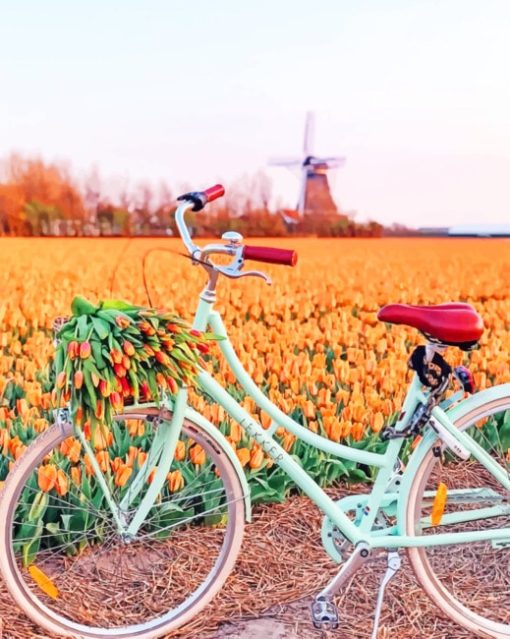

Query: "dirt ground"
<box><xmin>0</xmin><ymin>490</ymin><xmax>476</xmax><ymax>639</ymax></box>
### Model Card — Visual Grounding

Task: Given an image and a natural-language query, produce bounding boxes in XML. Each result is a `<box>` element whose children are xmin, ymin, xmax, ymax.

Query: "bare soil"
<box><xmin>0</xmin><ymin>488</ymin><xmax>476</xmax><ymax>638</ymax></box>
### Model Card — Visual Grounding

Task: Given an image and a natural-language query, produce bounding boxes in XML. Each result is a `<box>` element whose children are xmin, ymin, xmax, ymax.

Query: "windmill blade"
<box><xmin>297</xmin><ymin>164</ymin><xmax>308</xmax><ymax>215</ymax></box>
<box><xmin>314</xmin><ymin>156</ymin><xmax>346</xmax><ymax>168</ymax></box>
<box><xmin>303</xmin><ymin>111</ymin><xmax>315</xmax><ymax>156</ymax></box>
<box><xmin>268</xmin><ymin>157</ymin><xmax>302</xmax><ymax>167</ymax></box>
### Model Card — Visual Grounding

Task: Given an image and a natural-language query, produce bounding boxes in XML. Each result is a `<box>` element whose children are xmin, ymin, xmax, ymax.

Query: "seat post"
<box><xmin>424</xmin><ymin>342</ymin><xmax>447</xmax><ymax>362</ymax></box>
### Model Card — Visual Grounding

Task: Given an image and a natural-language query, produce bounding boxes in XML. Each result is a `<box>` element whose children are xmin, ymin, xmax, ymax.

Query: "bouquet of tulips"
<box><xmin>54</xmin><ymin>296</ymin><xmax>216</xmax><ymax>429</ymax></box>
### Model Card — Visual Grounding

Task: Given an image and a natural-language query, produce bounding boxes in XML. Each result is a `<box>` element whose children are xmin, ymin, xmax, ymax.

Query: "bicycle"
<box><xmin>0</xmin><ymin>184</ymin><xmax>510</xmax><ymax>639</ymax></box>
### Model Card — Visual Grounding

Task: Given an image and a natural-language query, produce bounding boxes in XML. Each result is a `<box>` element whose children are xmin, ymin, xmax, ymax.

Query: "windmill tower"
<box><xmin>269</xmin><ymin>112</ymin><xmax>345</xmax><ymax>220</ymax></box>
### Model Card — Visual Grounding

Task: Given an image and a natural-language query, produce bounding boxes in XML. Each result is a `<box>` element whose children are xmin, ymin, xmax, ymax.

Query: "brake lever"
<box><xmin>215</xmin><ymin>265</ymin><xmax>272</xmax><ymax>285</ymax></box>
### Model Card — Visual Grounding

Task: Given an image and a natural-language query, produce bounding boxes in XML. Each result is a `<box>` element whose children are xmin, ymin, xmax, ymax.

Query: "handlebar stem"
<box><xmin>174</xmin><ymin>198</ymin><xmax>272</xmax><ymax>287</ymax></box>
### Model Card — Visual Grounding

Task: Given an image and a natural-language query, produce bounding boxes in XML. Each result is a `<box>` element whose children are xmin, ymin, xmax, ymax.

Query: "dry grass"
<box><xmin>0</xmin><ymin>487</ymin><xmax>475</xmax><ymax>639</ymax></box>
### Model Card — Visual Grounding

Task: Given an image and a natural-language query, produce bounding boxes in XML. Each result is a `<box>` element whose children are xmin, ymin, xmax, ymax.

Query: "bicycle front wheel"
<box><xmin>0</xmin><ymin>408</ymin><xmax>246</xmax><ymax>638</ymax></box>
<box><xmin>406</xmin><ymin>394</ymin><xmax>510</xmax><ymax>638</ymax></box>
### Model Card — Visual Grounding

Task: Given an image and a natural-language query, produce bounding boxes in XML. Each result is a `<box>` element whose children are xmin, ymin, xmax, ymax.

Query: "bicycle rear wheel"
<box><xmin>0</xmin><ymin>409</ymin><xmax>246</xmax><ymax>638</ymax></box>
<box><xmin>406</xmin><ymin>395</ymin><xmax>510</xmax><ymax>638</ymax></box>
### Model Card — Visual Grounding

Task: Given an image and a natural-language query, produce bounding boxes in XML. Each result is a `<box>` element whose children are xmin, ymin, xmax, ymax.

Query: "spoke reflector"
<box><xmin>28</xmin><ymin>565</ymin><xmax>59</xmax><ymax>600</ymax></box>
<box><xmin>431</xmin><ymin>482</ymin><xmax>448</xmax><ymax>526</ymax></box>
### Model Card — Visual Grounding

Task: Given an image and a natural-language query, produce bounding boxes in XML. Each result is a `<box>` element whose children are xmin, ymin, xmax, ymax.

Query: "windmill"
<box><xmin>269</xmin><ymin>111</ymin><xmax>345</xmax><ymax>221</ymax></box>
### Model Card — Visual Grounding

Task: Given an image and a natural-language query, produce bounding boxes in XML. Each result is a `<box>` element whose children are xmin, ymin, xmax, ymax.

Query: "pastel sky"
<box><xmin>1</xmin><ymin>0</ymin><xmax>509</xmax><ymax>227</ymax></box>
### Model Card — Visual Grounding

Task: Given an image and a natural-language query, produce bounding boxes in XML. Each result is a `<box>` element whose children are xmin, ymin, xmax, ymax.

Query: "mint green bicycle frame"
<box><xmin>77</xmin><ymin>287</ymin><xmax>510</xmax><ymax>553</ymax></box>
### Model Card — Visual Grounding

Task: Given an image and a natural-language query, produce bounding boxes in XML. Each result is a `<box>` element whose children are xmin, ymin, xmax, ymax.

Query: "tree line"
<box><xmin>0</xmin><ymin>154</ymin><xmax>392</xmax><ymax>238</ymax></box>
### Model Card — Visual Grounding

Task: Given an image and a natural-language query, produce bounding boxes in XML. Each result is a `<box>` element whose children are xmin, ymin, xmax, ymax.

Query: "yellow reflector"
<box><xmin>431</xmin><ymin>482</ymin><xmax>448</xmax><ymax>526</ymax></box>
<box><xmin>28</xmin><ymin>565</ymin><xmax>59</xmax><ymax>600</ymax></box>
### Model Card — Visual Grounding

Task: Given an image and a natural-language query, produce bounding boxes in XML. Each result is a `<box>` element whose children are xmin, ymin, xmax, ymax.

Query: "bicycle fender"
<box><xmin>184</xmin><ymin>406</ymin><xmax>252</xmax><ymax>523</ymax></box>
<box><xmin>397</xmin><ymin>383</ymin><xmax>510</xmax><ymax>533</ymax></box>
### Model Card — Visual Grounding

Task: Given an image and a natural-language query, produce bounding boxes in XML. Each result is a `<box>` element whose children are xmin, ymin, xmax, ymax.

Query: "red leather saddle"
<box><xmin>377</xmin><ymin>303</ymin><xmax>484</xmax><ymax>349</ymax></box>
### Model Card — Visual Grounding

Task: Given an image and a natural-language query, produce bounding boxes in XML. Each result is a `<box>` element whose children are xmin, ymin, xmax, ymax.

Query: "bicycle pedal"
<box><xmin>311</xmin><ymin>595</ymin><xmax>339</xmax><ymax>630</ymax></box>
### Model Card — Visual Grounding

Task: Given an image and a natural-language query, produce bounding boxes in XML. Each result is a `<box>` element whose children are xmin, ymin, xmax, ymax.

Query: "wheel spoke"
<box><xmin>1</xmin><ymin>414</ymin><xmax>243</xmax><ymax>635</ymax></box>
<box><xmin>409</xmin><ymin>402</ymin><xmax>510</xmax><ymax>633</ymax></box>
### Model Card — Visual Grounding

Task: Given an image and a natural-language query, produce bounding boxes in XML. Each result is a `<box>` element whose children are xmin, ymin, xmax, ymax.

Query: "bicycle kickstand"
<box><xmin>370</xmin><ymin>550</ymin><xmax>401</xmax><ymax>639</ymax></box>
<box><xmin>311</xmin><ymin>542</ymin><xmax>371</xmax><ymax>630</ymax></box>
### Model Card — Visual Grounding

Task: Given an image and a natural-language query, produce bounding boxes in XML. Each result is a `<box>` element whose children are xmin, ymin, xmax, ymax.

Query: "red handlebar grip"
<box><xmin>243</xmin><ymin>245</ymin><xmax>298</xmax><ymax>267</ymax></box>
<box><xmin>203</xmin><ymin>184</ymin><xmax>225</xmax><ymax>203</ymax></box>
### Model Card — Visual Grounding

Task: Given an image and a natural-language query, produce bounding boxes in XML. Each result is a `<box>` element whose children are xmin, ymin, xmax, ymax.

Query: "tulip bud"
<box><xmin>166</xmin><ymin>323</ymin><xmax>181</xmax><ymax>333</ymax></box>
<box><xmin>99</xmin><ymin>379</ymin><xmax>111</xmax><ymax>397</ymax></box>
<box><xmin>110</xmin><ymin>391</ymin><xmax>123</xmax><ymax>410</ymax></box>
<box><xmin>110</xmin><ymin>349</ymin><xmax>123</xmax><ymax>364</ymax></box>
<box><xmin>189</xmin><ymin>444</ymin><xmax>206</xmax><ymax>465</ymax></box>
<box><xmin>95</xmin><ymin>400</ymin><xmax>104</xmax><ymax>419</ymax></box>
<box><xmin>156</xmin><ymin>372</ymin><xmax>167</xmax><ymax>389</ymax></box>
<box><xmin>115</xmin><ymin>464</ymin><xmax>132</xmax><ymax>487</ymax></box>
<box><xmin>120</xmin><ymin>376</ymin><xmax>131</xmax><ymax>397</ymax></box>
<box><xmin>167</xmin><ymin>376</ymin><xmax>178</xmax><ymax>393</ymax></box>
<box><xmin>140</xmin><ymin>382</ymin><xmax>151</xmax><ymax>399</ymax></box>
<box><xmin>55</xmin><ymin>469</ymin><xmax>68</xmax><ymax>496</ymax></box>
<box><xmin>122</xmin><ymin>341</ymin><xmax>135</xmax><ymax>356</ymax></box>
<box><xmin>115</xmin><ymin>315</ymin><xmax>131</xmax><ymax>329</ymax></box>
<box><xmin>79</xmin><ymin>341</ymin><xmax>91</xmax><ymax>359</ymax></box>
<box><xmin>67</xmin><ymin>340</ymin><xmax>79</xmax><ymax>360</ymax></box>
<box><xmin>38</xmin><ymin>464</ymin><xmax>57</xmax><ymax>492</ymax></box>
<box><xmin>155</xmin><ymin>350</ymin><xmax>169</xmax><ymax>365</ymax></box>
<box><xmin>114</xmin><ymin>364</ymin><xmax>127</xmax><ymax>378</ymax></box>
<box><xmin>73</xmin><ymin>370</ymin><xmax>84</xmax><ymax>390</ymax></box>
<box><xmin>56</xmin><ymin>371</ymin><xmax>67</xmax><ymax>389</ymax></box>
<box><xmin>167</xmin><ymin>470</ymin><xmax>184</xmax><ymax>492</ymax></box>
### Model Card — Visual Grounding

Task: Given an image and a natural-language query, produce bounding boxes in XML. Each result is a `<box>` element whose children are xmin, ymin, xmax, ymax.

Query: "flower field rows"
<box><xmin>0</xmin><ymin>237</ymin><xmax>509</xmax><ymax>501</ymax></box>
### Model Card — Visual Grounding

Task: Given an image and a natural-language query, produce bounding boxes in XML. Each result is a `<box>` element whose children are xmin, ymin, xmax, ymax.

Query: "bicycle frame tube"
<box><xmin>430</xmin><ymin>405</ymin><xmax>510</xmax><ymax>491</ymax></box>
<box><xmin>125</xmin><ymin>388</ymin><xmax>188</xmax><ymax>537</ymax></box>
<box><xmin>191</xmin><ymin>297</ymin><xmax>429</xmax><ymax>546</ymax></box>
<box><xmin>209</xmin><ymin>309</ymin><xmax>424</xmax><ymax>469</ymax></box>
<box><xmin>118</xmin><ymin>289</ymin><xmax>510</xmax><ymax>550</ymax></box>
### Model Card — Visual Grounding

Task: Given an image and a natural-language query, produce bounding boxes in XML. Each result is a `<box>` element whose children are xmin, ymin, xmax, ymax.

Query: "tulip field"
<box><xmin>0</xmin><ymin>237</ymin><xmax>509</xmax><ymax>502</ymax></box>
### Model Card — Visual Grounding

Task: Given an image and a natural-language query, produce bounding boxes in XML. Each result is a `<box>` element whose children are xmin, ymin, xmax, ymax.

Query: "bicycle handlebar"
<box><xmin>176</xmin><ymin>184</ymin><xmax>225</xmax><ymax>212</ymax></box>
<box><xmin>203</xmin><ymin>184</ymin><xmax>225</xmax><ymax>204</ymax></box>
<box><xmin>175</xmin><ymin>186</ymin><xmax>299</xmax><ymax>280</ymax></box>
<box><xmin>243</xmin><ymin>245</ymin><xmax>298</xmax><ymax>267</ymax></box>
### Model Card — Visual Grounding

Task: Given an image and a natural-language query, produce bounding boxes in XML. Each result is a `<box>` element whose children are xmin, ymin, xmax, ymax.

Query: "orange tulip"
<box><xmin>174</xmin><ymin>439</ymin><xmax>185</xmax><ymax>461</ymax></box>
<box><xmin>167</xmin><ymin>470</ymin><xmax>184</xmax><ymax>492</ymax></box>
<box><xmin>115</xmin><ymin>464</ymin><xmax>132</xmax><ymax>487</ymax></box>
<box><xmin>67</xmin><ymin>340</ymin><xmax>79</xmax><ymax>359</ymax></box>
<box><xmin>236</xmin><ymin>447</ymin><xmax>250</xmax><ymax>467</ymax></box>
<box><xmin>73</xmin><ymin>370</ymin><xmax>83</xmax><ymax>389</ymax></box>
<box><xmin>122</xmin><ymin>340</ymin><xmax>135</xmax><ymax>356</ymax></box>
<box><xmin>189</xmin><ymin>444</ymin><xmax>206</xmax><ymax>465</ymax></box>
<box><xmin>79</xmin><ymin>341</ymin><xmax>91</xmax><ymax>359</ymax></box>
<box><xmin>110</xmin><ymin>391</ymin><xmax>123</xmax><ymax>411</ymax></box>
<box><xmin>249</xmin><ymin>446</ymin><xmax>264</xmax><ymax>470</ymax></box>
<box><xmin>99</xmin><ymin>380</ymin><xmax>110</xmax><ymax>397</ymax></box>
<box><xmin>126</xmin><ymin>446</ymin><xmax>138</xmax><ymax>467</ymax></box>
<box><xmin>110</xmin><ymin>349</ymin><xmax>123</xmax><ymax>364</ymax></box>
<box><xmin>83</xmin><ymin>454</ymin><xmax>94</xmax><ymax>476</ymax></box>
<box><xmin>60</xmin><ymin>437</ymin><xmax>81</xmax><ymax>463</ymax></box>
<box><xmin>95</xmin><ymin>450</ymin><xmax>110</xmax><ymax>472</ymax></box>
<box><xmin>56</xmin><ymin>371</ymin><xmax>66</xmax><ymax>389</ymax></box>
<box><xmin>71</xmin><ymin>466</ymin><xmax>81</xmax><ymax>486</ymax></box>
<box><xmin>115</xmin><ymin>316</ymin><xmax>130</xmax><ymax>329</ymax></box>
<box><xmin>55</xmin><ymin>469</ymin><xmax>68</xmax><ymax>496</ymax></box>
<box><xmin>38</xmin><ymin>464</ymin><xmax>57</xmax><ymax>492</ymax></box>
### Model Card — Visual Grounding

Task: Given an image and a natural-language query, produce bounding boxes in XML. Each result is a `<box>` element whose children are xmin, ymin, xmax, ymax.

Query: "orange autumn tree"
<box><xmin>0</xmin><ymin>154</ymin><xmax>86</xmax><ymax>236</ymax></box>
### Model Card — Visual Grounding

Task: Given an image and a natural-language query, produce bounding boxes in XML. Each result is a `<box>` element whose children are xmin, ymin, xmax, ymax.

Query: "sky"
<box><xmin>1</xmin><ymin>0</ymin><xmax>509</xmax><ymax>227</ymax></box>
